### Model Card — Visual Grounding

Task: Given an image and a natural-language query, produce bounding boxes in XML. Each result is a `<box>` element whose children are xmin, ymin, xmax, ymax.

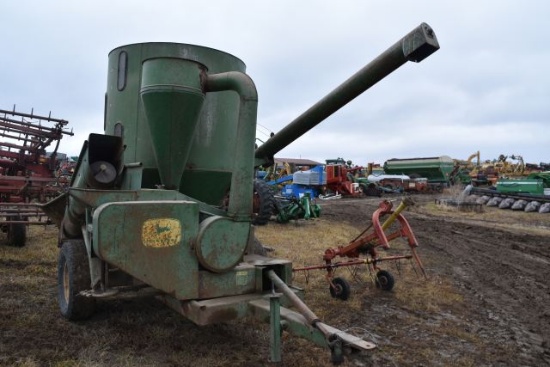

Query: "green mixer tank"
<box><xmin>106</xmin><ymin>43</ymin><xmax>249</xmax><ymax>205</ymax></box>
<box><xmin>56</xmin><ymin>42</ymin><xmax>259</xmax><ymax>300</ymax></box>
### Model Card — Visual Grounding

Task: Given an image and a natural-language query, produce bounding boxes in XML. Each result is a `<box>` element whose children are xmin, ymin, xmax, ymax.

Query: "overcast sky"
<box><xmin>1</xmin><ymin>1</ymin><xmax>548</xmax><ymax>167</ymax></box>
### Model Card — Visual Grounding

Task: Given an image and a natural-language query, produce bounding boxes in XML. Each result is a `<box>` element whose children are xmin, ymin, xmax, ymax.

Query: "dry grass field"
<box><xmin>1</xmin><ymin>192</ymin><xmax>549</xmax><ymax>366</ymax></box>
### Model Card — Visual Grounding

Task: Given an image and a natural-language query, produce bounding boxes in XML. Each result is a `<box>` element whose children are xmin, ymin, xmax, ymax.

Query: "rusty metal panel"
<box><xmin>93</xmin><ymin>200</ymin><xmax>199</xmax><ymax>299</ymax></box>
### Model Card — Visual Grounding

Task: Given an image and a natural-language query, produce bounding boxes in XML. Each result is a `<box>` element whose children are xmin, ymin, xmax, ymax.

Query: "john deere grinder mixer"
<box><xmin>44</xmin><ymin>23</ymin><xmax>439</xmax><ymax>363</ymax></box>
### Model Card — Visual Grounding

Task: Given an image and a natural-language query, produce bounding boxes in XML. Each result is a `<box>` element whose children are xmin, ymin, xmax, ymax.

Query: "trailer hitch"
<box><xmin>327</xmin><ymin>333</ymin><xmax>344</xmax><ymax>364</ymax></box>
<box><xmin>265</xmin><ymin>270</ymin><xmax>374</xmax><ymax>364</ymax></box>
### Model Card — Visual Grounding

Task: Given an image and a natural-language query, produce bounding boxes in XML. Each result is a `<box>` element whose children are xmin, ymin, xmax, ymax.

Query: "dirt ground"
<box><xmin>319</xmin><ymin>195</ymin><xmax>550</xmax><ymax>366</ymax></box>
<box><xmin>1</xmin><ymin>193</ymin><xmax>549</xmax><ymax>366</ymax></box>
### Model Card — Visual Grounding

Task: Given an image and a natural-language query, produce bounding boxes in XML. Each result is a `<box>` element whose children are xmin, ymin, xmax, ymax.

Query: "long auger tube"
<box><xmin>255</xmin><ymin>23</ymin><xmax>439</xmax><ymax>166</ymax></box>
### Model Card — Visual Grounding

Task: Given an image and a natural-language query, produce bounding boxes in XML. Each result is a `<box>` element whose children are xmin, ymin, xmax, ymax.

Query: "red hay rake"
<box><xmin>293</xmin><ymin>197</ymin><xmax>427</xmax><ymax>300</ymax></box>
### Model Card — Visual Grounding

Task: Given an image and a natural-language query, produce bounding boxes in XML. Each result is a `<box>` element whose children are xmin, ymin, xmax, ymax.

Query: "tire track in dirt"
<box><xmin>320</xmin><ymin>197</ymin><xmax>550</xmax><ymax>366</ymax></box>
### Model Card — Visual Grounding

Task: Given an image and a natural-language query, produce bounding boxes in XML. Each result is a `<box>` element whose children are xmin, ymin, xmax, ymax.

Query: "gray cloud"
<box><xmin>1</xmin><ymin>0</ymin><xmax>548</xmax><ymax>167</ymax></box>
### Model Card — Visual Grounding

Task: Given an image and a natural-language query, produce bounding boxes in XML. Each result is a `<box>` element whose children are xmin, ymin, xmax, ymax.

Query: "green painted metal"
<box><xmin>106</xmin><ymin>43</ymin><xmax>247</xmax><ymax>205</ymax></box>
<box><xmin>140</xmin><ymin>57</ymin><xmax>206</xmax><ymax>189</ymax></box>
<box><xmin>43</xmin><ymin>23</ymin><xmax>442</xmax><ymax>363</ymax></box>
<box><xmin>195</xmin><ymin>216</ymin><xmax>249</xmax><ymax>273</ymax></box>
<box><xmin>276</xmin><ymin>195</ymin><xmax>321</xmax><ymax>223</ymax></box>
<box><xmin>203</xmin><ymin>71</ymin><xmax>258</xmax><ymax>221</ymax></box>
<box><xmin>383</xmin><ymin>156</ymin><xmax>455</xmax><ymax>183</ymax></box>
<box><xmin>93</xmin><ymin>200</ymin><xmax>200</xmax><ymax>299</ymax></box>
<box><xmin>67</xmin><ymin>187</ymin><xmax>226</xmax><ymax>216</ymax></box>
<box><xmin>496</xmin><ymin>178</ymin><xmax>544</xmax><ymax>195</ymax></box>
<box><xmin>198</xmin><ymin>263</ymin><xmax>256</xmax><ymax>299</ymax></box>
<box><xmin>527</xmin><ymin>172</ymin><xmax>550</xmax><ymax>188</ymax></box>
<box><xmin>269</xmin><ymin>294</ymin><xmax>282</xmax><ymax>363</ymax></box>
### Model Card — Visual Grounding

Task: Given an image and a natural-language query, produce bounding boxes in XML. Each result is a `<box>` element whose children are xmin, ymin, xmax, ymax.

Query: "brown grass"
<box><xmin>1</xmin><ymin>225</ymin><xmax>341</xmax><ymax>367</ymax></box>
<box><xmin>255</xmin><ymin>218</ymin><xmax>485</xmax><ymax>366</ymax></box>
<box><xmin>256</xmin><ymin>218</ymin><xmax>464</xmax><ymax>308</ymax></box>
<box><xmin>1</xmin><ymin>209</ymin><xmax>524</xmax><ymax>366</ymax></box>
<box><xmin>407</xmin><ymin>186</ymin><xmax>550</xmax><ymax>236</ymax></box>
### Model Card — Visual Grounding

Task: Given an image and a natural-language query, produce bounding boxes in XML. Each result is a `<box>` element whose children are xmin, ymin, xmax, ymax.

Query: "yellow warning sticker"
<box><xmin>142</xmin><ymin>218</ymin><xmax>182</xmax><ymax>248</ymax></box>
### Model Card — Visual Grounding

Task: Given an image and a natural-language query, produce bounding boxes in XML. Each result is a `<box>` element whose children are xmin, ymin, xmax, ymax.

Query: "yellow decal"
<box><xmin>142</xmin><ymin>218</ymin><xmax>182</xmax><ymax>248</ymax></box>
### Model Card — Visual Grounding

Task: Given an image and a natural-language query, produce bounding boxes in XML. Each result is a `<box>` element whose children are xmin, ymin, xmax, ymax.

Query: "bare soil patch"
<box><xmin>315</xmin><ymin>195</ymin><xmax>550</xmax><ymax>366</ymax></box>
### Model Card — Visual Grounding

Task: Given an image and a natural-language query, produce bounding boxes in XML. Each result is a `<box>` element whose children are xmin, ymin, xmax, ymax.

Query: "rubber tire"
<box><xmin>329</xmin><ymin>277</ymin><xmax>351</xmax><ymax>300</ymax></box>
<box><xmin>7</xmin><ymin>221</ymin><xmax>26</xmax><ymax>247</ymax></box>
<box><xmin>252</xmin><ymin>179</ymin><xmax>275</xmax><ymax>225</ymax></box>
<box><xmin>57</xmin><ymin>240</ymin><xmax>96</xmax><ymax>320</ymax></box>
<box><xmin>361</xmin><ymin>183</ymin><xmax>382</xmax><ymax>197</ymax></box>
<box><xmin>375</xmin><ymin>270</ymin><xmax>395</xmax><ymax>291</ymax></box>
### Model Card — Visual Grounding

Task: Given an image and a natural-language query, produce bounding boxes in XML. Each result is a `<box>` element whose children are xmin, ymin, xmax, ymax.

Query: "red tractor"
<box><xmin>324</xmin><ymin>163</ymin><xmax>363</xmax><ymax>197</ymax></box>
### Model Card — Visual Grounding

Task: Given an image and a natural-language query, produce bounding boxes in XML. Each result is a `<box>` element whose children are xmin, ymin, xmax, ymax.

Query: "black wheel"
<box><xmin>361</xmin><ymin>183</ymin><xmax>382</xmax><ymax>197</ymax></box>
<box><xmin>7</xmin><ymin>218</ymin><xmax>26</xmax><ymax>247</ymax></box>
<box><xmin>57</xmin><ymin>240</ymin><xmax>96</xmax><ymax>320</ymax></box>
<box><xmin>252</xmin><ymin>179</ymin><xmax>275</xmax><ymax>225</ymax></box>
<box><xmin>375</xmin><ymin>270</ymin><xmax>395</xmax><ymax>291</ymax></box>
<box><xmin>329</xmin><ymin>277</ymin><xmax>351</xmax><ymax>300</ymax></box>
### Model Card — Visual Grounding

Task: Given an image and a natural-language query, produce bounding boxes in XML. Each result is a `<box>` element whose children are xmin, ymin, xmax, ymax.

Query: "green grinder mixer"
<box><xmin>43</xmin><ymin>23</ymin><xmax>440</xmax><ymax>363</ymax></box>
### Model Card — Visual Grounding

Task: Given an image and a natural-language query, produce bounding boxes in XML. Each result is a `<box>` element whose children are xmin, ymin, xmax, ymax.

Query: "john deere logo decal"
<box><xmin>142</xmin><ymin>218</ymin><xmax>182</xmax><ymax>248</ymax></box>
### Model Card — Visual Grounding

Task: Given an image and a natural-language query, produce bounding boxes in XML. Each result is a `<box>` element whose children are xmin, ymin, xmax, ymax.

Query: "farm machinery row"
<box><xmin>262</xmin><ymin>156</ymin><xmax>444</xmax><ymax>218</ymax></box>
<box><xmin>264</xmin><ymin>159</ymin><xmax>383</xmax><ymax>199</ymax></box>
<box><xmin>254</xmin><ymin>159</ymin><xmax>384</xmax><ymax>223</ymax></box>
<box><xmin>40</xmin><ymin>23</ymin><xmax>439</xmax><ymax>364</ymax></box>
<box><xmin>448</xmin><ymin>152</ymin><xmax>550</xmax><ymax>212</ymax></box>
<box><xmin>465</xmin><ymin>174</ymin><xmax>550</xmax><ymax>214</ymax></box>
<box><xmin>253</xmin><ymin>161</ymin><xmax>383</xmax><ymax>225</ymax></box>
<box><xmin>0</xmin><ymin>107</ymin><xmax>73</xmax><ymax>246</ymax></box>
